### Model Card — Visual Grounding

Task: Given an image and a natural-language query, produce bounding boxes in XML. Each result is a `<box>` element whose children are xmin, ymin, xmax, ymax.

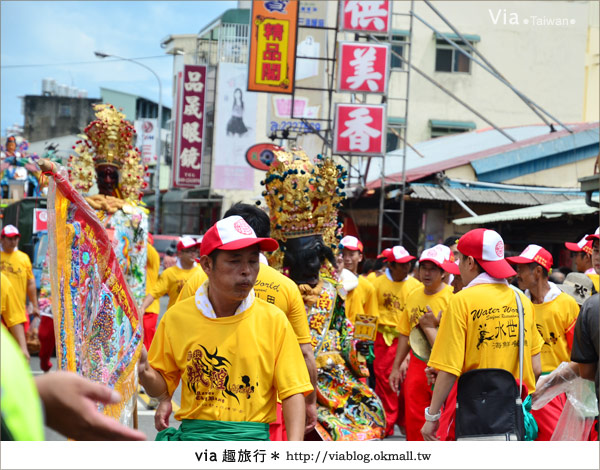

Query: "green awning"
<box><xmin>435</xmin><ymin>32</ymin><xmax>481</xmax><ymax>43</ymax></box>
<box><xmin>429</xmin><ymin>119</ymin><xmax>476</xmax><ymax>130</ymax></box>
<box><xmin>221</xmin><ymin>8</ymin><xmax>250</xmax><ymax>24</ymax></box>
<box><xmin>388</xmin><ymin>117</ymin><xmax>406</xmax><ymax>125</ymax></box>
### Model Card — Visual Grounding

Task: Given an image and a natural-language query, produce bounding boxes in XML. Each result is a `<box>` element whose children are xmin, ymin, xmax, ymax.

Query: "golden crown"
<box><xmin>68</xmin><ymin>104</ymin><xmax>146</xmax><ymax>200</ymax></box>
<box><xmin>261</xmin><ymin>148</ymin><xmax>347</xmax><ymax>250</ymax></box>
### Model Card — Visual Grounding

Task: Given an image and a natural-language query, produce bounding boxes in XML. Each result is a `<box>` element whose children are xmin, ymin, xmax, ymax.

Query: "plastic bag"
<box><xmin>532</xmin><ymin>362</ymin><xmax>599</xmax><ymax>440</ymax></box>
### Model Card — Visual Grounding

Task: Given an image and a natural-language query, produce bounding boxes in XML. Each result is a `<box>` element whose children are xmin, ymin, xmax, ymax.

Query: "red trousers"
<box><xmin>38</xmin><ymin>316</ymin><xmax>55</xmax><ymax>372</ymax></box>
<box><xmin>403</xmin><ymin>352</ymin><xmax>432</xmax><ymax>441</ymax></box>
<box><xmin>531</xmin><ymin>393</ymin><xmax>567</xmax><ymax>441</ymax></box>
<box><xmin>374</xmin><ymin>332</ymin><xmax>405</xmax><ymax>436</ymax></box>
<box><xmin>437</xmin><ymin>382</ymin><xmax>457</xmax><ymax>440</ymax></box>
<box><xmin>269</xmin><ymin>402</ymin><xmax>287</xmax><ymax>441</ymax></box>
<box><xmin>143</xmin><ymin>313</ymin><xmax>158</xmax><ymax>351</ymax></box>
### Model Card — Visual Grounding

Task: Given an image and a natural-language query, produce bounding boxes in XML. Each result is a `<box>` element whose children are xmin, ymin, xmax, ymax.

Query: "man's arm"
<box><xmin>389</xmin><ymin>334</ymin><xmax>410</xmax><ymax>393</ymax></box>
<box><xmin>531</xmin><ymin>353</ymin><xmax>542</xmax><ymax>381</ymax></box>
<box><xmin>578</xmin><ymin>362</ymin><xmax>597</xmax><ymax>382</ymax></box>
<box><xmin>421</xmin><ymin>370</ymin><xmax>458</xmax><ymax>441</ymax></box>
<box><xmin>26</xmin><ymin>279</ymin><xmax>39</xmax><ymax>316</ymax></box>
<box><xmin>299</xmin><ymin>343</ymin><xmax>317</xmax><ymax>434</ymax></box>
<box><xmin>140</xmin><ymin>294</ymin><xmax>156</xmax><ymax>315</ymax></box>
<box><xmin>282</xmin><ymin>393</ymin><xmax>306</xmax><ymax>441</ymax></box>
<box><xmin>8</xmin><ymin>323</ymin><xmax>29</xmax><ymax>360</ymax></box>
<box><xmin>138</xmin><ymin>346</ymin><xmax>170</xmax><ymax>399</ymax></box>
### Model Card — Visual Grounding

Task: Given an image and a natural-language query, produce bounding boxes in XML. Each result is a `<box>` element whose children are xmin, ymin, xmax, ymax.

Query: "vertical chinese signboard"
<box><xmin>172</xmin><ymin>64</ymin><xmax>207</xmax><ymax>188</ymax></box>
<box><xmin>339</xmin><ymin>0</ymin><xmax>391</xmax><ymax>33</ymax></box>
<box><xmin>337</xmin><ymin>41</ymin><xmax>390</xmax><ymax>94</ymax></box>
<box><xmin>248</xmin><ymin>0</ymin><xmax>299</xmax><ymax>94</ymax></box>
<box><xmin>333</xmin><ymin>103</ymin><xmax>387</xmax><ymax>156</ymax></box>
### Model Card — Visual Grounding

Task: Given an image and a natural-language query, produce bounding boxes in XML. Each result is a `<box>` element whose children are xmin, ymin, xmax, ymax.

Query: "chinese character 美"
<box><xmin>182</xmin><ymin>122</ymin><xmax>202</xmax><ymax>144</ymax></box>
<box><xmin>179</xmin><ymin>147</ymin><xmax>201</xmax><ymax>170</ymax></box>
<box><xmin>345</xmin><ymin>0</ymin><xmax>388</xmax><ymax>31</ymax></box>
<box><xmin>263</xmin><ymin>43</ymin><xmax>282</xmax><ymax>61</ymax></box>
<box><xmin>340</xmin><ymin>107</ymin><xmax>381</xmax><ymax>152</ymax></box>
<box><xmin>346</xmin><ymin>46</ymin><xmax>383</xmax><ymax>91</ymax></box>
<box><xmin>264</xmin><ymin>23</ymin><xmax>284</xmax><ymax>41</ymax></box>
<box><xmin>262</xmin><ymin>62</ymin><xmax>281</xmax><ymax>81</ymax></box>
<box><xmin>183</xmin><ymin>95</ymin><xmax>203</xmax><ymax>119</ymax></box>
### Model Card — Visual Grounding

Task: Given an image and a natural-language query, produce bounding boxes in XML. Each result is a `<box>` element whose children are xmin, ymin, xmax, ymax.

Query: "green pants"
<box><xmin>156</xmin><ymin>419</ymin><xmax>270</xmax><ymax>441</ymax></box>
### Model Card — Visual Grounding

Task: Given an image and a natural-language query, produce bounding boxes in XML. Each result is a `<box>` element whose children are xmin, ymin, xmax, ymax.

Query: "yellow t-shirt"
<box><xmin>587</xmin><ymin>273</ymin><xmax>599</xmax><ymax>292</ymax></box>
<box><xmin>151</xmin><ymin>264</ymin><xmax>202</xmax><ymax>310</ymax></box>
<box><xmin>371</xmin><ymin>273</ymin><xmax>421</xmax><ymax>327</ymax></box>
<box><xmin>397</xmin><ymin>284</ymin><xmax>453</xmax><ymax>337</ymax></box>
<box><xmin>345</xmin><ymin>275</ymin><xmax>379</xmax><ymax>324</ymax></box>
<box><xmin>534</xmin><ymin>292</ymin><xmax>580</xmax><ymax>373</ymax></box>
<box><xmin>1</xmin><ymin>272</ymin><xmax>27</xmax><ymax>327</ymax></box>
<box><xmin>145</xmin><ymin>244</ymin><xmax>161</xmax><ymax>314</ymax></box>
<box><xmin>0</xmin><ymin>249</ymin><xmax>33</xmax><ymax>306</ymax></box>
<box><xmin>178</xmin><ymin>264</ymin><xmax>311</xmax><ymax>344</ymax></box>
<box><xmin>428</xmin><ymin>283</ymin><xmax>545</xmax><ymax>393</ymax></box>
<box><xmin>366</xmin><ymin>272</ymin><xmax>378</xmax><ymax>284</ymax></box>
<box><xmin>148</xmin><ymin>291</ymin><xmax>313</xmax><ymax>423</ymax></box>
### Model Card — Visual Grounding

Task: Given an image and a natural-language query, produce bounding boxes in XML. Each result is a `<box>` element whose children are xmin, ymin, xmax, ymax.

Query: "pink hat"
<box><xmin>457</xmin><ymin>229</ymin><xmax>516</xmax><ymax>278</ymax></box>
<box><xmin>420</xmin><ymin>244</ymin><xmax>461</xmax><ymax>275</ymax></box>
<box><xmin>0</xmin><ymin>225</ymin><xmax>20</xmax><ymax>238</ymax></box>
<box><xmin>340</xmin><ymin>235</ymin><xmax>363</xmax><ymax>252</ymax></box>
<box><xmin>200</xmin><ymin>216</ymin><xmax>279</xmax><ymax>256</ymax></box>
<box><xmin>506</xmin><ymin>244</ymin><xmax>553</xmax><ymax>271</ymax></box>
<box><xmin>387</xmin><ymin>245</ymin><xmax>415</xmax><ymax>264</ymax></box>
<box><xmin>177</xmin><ymin>236</ymin><xmax>200</xmax><ymax>251</ymax></box>
<box><xmin>586</xmin><ymin>227</ymin><xmax>599</xmax><ymax>242</ymax></box>
<box><xmin>377</xmin><ymin>248</ymin><xmax>392</xmax><ymax>260</ymax></box>
<box><xmin>565</xmin><ymin>235</ymin><xmax>593</xmax><ymax>255</ymax></box>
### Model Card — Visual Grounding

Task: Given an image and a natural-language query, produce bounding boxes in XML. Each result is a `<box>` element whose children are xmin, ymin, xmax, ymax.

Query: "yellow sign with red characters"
<box><xmin>248</xmin><ymin>0</ymin><xmax>298</xmax><ymax>94</ymax></box>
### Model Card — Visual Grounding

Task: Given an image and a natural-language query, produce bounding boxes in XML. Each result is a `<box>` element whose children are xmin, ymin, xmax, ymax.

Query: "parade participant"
<box><xmin>0</xmin><ymin>225</ymin><xmax>39</xmax><ymax>327</ymax></box>
<box><xmin>138</xmin><ymin>216</ymin><xmax>312</xmax><ymax>441</ymax></box>
<box><xmin>262</xmin><ymin>149</ymin><xmax>385</xmax><ymax>441</ymax></box>
<box><xmin>422</xmin><ymin>229</ymin><xmax>544</xmax><ymax>441</ymax></box>
<box><xmin>177</xmin><ymin>202</ymin><xmax>317</xmax><ymax>439</ymax></box>
<box><xmin>340</xmin><ymin>235</ymin><xmax>378</xmax><ymax>324</ymax></box>
<box><xmin>1</xmin><ymin>272</ymin><xmax>29</xmax><ymax>359</ymax></box>
<box><xmin>586</xmin><ymin>228</ymin><xmax>600</xmax><ymax>289</ymax></box>
<box><xmin>143</xmin><ymin>233</ymin><xmax>161</xmax><ymax>350</ymax></box>
<box><xmin>443</xmin><ymin>235</ymin><xmax>463</xmax><ymax>293</ymax></box>
<box><xmin>366</xmin><ymin>249</ymin><xmax>390</xmax><ymax>284</ymax></box>
<box><xmin>565</xmin><ymin>233</ymin><xmax>598</xmax><ymax>291</ymax></box>
<box><xmin>389</xmin><ymin>244</ymin><xmax>459</xmax><ymax>440</ymax></box>
<box><xmin>140</xmin><ymin>236</ymin><xmax>201</xmax><ymax>313</ymax></box>
<box><xmin>370</xmin><ymin>245</ymin><xmax>421</xmax><ymax>437</ymax></box>
<box><xmin>506</xmin><ymin>244</ymin><xmax>580</xmax><ymax>440</ymax></box>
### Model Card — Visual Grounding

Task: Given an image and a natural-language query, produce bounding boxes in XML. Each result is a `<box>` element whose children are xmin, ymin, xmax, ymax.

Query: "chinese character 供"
<box><xmin>263</xmin><ymin>43</ymin><xmax>282</xmax><ymax>61</ymax></box>
<box><xmin>264</xmin><ymin>23</ymin><xmax>284</xmax><ymax>41</ymax></box>
<box><xmin>262</xmin><ymin>62</ymin><xmax>281</xmax><ymax>81</ymax></box>
<box><xmin>346</xmin><ymin>46</ymin><xmax>383</xmax><ymax>91</ymax></box>
<box><xmin>183</xmin><ymin>96</ymin><xmax>203</xmax><ymax>119</ymax></box>
<box><xmin>340</xmin><ymin>107</ymin><xmax>382</xmax><ymax>152</ymax></box>
<box><xmin>345</xmin><ymin>0</ymin><xmax>388</xmax><ymax>31</ymax></box>
<box><xmin>182</xmin><ymin>122</ymin><xmax>202</xmax><ymax>144</ymax></box>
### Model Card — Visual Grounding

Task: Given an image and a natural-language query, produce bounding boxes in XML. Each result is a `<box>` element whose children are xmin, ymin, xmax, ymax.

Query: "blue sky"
<box><xmin>0</xmin><ymin>1</ymin><xmax>236</xmax><ymax>137</ymax></box>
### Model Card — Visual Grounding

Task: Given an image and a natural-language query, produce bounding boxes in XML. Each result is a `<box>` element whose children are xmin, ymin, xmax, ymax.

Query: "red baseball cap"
<box><xmin>506</xmin><ymin>244</ymin><xmax>553</xmax><ymax>271</ymax></box>
<box><xmin>419</xmin><ymin>244</ymin><xmax>460</xmax><ymax>275</ymax></box>
<box><xmin>377</xmin><ymin>248</ymin><xmax>392</xmax><ymax>260</ymax></box>
<box><xmin>177</xmin><ymin>236</ymin><xmax>200</xmax><ymax>251</ymax></box>
<box><xmin>457</xmin><ymin>228</ymin><xmax>516</xmax><ymax>278</ymax></box>
<box><xmin>340</xmin><ymin>235</ymin><xmax>363</xmax><ymax>252</ymax></box>
<box><xmin>0</xmin><ymin>225</ymin><xmax>20</xmax><ymax>238</ymax></box>
<box><xmin>565</xmin><ymin>235</ymin><xmax>593</xmax><ymax>255</ymax></box>
<box><xmin>200</xmin><ymin>216</ymin><xmax>279</xmax><ymax>256</ymax></box>
<box><xmin>387</xmin><ymin>245</ymin><xmax>415</xmax><ymax>264</ymax></box>
<box><xmin>586</xmin><ymin>227</ymin><xmax>599</xmax><ymax>242</ymax></box>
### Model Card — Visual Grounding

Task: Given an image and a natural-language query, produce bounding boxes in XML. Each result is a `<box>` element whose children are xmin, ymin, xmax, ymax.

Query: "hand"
<box><xmin>30</xmin><ymin>304</ymin><xmax>40</xmax><ymax>317</ymax></box>
<box><xmin>425</xmin><ymin>367</ymin><xmax>438</xmax><ymax>386</ymax></box>
<box><xmin>35</xmin><ymin>371</ymin><xmax>146</xmax><ymax>440</ymax></box>
<box><xmin>304</xmin><ymin>401</ymin><xmax>317</xmax><ymax>435</ymax></box>
<box><xmin>399</xmin><ymin>355</ymin><xmax>410</xmax><ymax>382</ymax></box>
<box><xmin>419</xmin><ymin>306</ymin><xmax>441</xmax><ymax>329</ymax></box>
<box><xmin>421</xmin><ymin>419</ymin><xmax>440</xmax><ymax>441</ymax></box>
<box><xmin>389</xmin><ymin>367</ymin><xmax>401</xmax><ymax>394</ymax></box>
<box><xmin>154</xmin><ymin>398</ymin><xmax>172</xmax><ymax>431</ymax></box>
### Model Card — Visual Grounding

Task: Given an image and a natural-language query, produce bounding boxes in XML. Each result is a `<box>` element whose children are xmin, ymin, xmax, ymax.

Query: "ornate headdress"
<box><xmin>69</xmin><ymin>104</ymin><xmax>146</xmax><ymax>200</ymax></box>
<box><xmin>261</xmin><ymin>148</ymin><xmax>347</xmax><ymax>267</ymax></box>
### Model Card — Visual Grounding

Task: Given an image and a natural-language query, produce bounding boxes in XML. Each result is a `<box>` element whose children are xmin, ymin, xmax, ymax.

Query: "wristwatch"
<box><xmin>424</xmin><ymin>406</ymin><xmax>441</xmax><ymax>422</ymax></box>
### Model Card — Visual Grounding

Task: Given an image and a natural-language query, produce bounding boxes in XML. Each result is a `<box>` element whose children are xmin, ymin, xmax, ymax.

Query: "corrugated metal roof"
<box><xmin>409</xmin><ymin>184</ymin><xmax>580</xmax><ymax>205</ymax></box>
<box><xmin>453</xmin><ymin>198</ymin><xmax>598</xmax><ymax>225</ymax></box>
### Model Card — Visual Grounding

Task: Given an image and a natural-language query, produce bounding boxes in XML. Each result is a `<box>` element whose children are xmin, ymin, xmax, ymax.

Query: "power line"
<box><xmin>1</xmin><ymin>54</ymin><xmax>171</xmax><ymax>69</ymax></box>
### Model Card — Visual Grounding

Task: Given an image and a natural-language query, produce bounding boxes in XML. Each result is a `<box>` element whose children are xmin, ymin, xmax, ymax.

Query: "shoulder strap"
<box><xmin>514</xmin><ymin>289</ymin><xmax>524</xmax><ymax>400</ymax></box>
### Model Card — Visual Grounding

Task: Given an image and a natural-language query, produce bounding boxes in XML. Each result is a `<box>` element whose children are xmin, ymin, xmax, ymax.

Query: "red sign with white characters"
<box><xmin>333</xmin><ymin>103</ymin><xmax>387</xmax><ymax>156</ymax></box>
<box><xmin>33</xmin><ymin>208</ymin><xmax>47</xmax><ymax>232</ymax></box>
<box><xmin>339</xmin><ymin>0</ymin><xmax>391</xmax><ymax>33</ymax></box>
<box><xmin>338</xmin><ymin>41</ymin><xmax>389</xmax><ymax>94</ymax></box>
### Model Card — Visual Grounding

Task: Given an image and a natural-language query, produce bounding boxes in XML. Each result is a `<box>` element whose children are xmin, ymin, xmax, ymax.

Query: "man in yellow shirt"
<box><xmin>389</xmin><ymin>244</ymin><xmax>458</xmax><ymax>440</ymax></box>
<box><xmin>138</xmin><ymin>216</ymin><xmax>312</xmax><ymax>441</ymax></box>
<box><xmin>143</xmin><ymin>233</ymin><xmax>161</xmax><ymax>351</ymax></box>
<box><xmin>565</xmin><ymin>233</ymin><xmax>598</xmax><ymax>292</ymax></box>
<box><xmin>1</xmin><ymin>272</ymin><xmax>29</xmax><ymax>359</ymax></box>
<box><xmin>370</xmin><ymin>245</ymin><xmax>421</xmax><ymax>437</ymax></box>
<box><xmin>140</xmin><ymin>236</ymin><xmax>201</xmax><ymax>313</ymax></box>
<box><xmin>506</xmin><ymin>244</ymin><xmax>581</xmax><ymax>440</ymax></box>
<box><xmin>177</xmin><ymin>203</ymin><xmax>317</xmax><ymax>439</ymax></box>
<box><xmin>422</xmin><ymin>229</ymin><xmax>544</xmax><ymax>440</ymax></box>
<box><xmin>0</xmin><ymin>225</ymin><xmax>39</xmax><ymax>329</ymax></box>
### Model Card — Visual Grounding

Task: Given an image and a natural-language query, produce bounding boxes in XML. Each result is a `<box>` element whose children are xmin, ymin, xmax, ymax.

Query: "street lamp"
<box><xmin>94</xmin><ymin>51</ymin><xmax>163</xmax><ymax>234</ymax></box>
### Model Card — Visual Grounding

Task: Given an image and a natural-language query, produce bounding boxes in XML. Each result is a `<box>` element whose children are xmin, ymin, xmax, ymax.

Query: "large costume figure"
<box><xmin>1</xmin><ymin>136</ymin><xmax>42</xmax><ymax>199</ymax></box>
<box><xmin>262</xmin><ymin>149</ymin><xmax>386</xmax><ymax>440</ymax></box>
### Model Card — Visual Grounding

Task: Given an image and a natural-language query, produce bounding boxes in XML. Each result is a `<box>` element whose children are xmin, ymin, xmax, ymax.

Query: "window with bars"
<box><xmin>435</xmin><ymin>37</ymin><xmax>477</xmax><ymax>73</ymax></box>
